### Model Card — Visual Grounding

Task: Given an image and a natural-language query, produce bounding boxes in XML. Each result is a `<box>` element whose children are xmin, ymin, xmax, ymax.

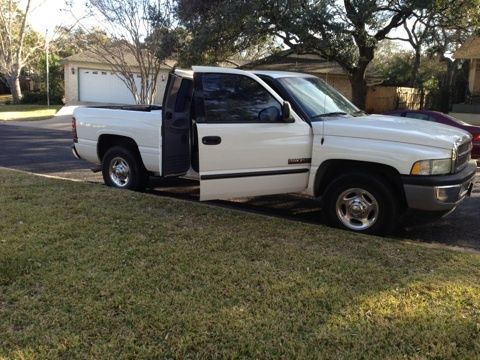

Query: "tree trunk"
<box><xmin>5</xmin><ymin>74</ymin><xmax>22</xmax><ymax>104</ymax></box>
<box><xmin>350</xmin><ymin>69</ymin><xmax>368</xmax><ymax>110</ymax></box>
<box><xmin>349</xmin><ymin>44</ymin><xmax>374</xmax><ymax>110</ymax></box>
<box><xmin>410</xmin><ymin>49</ymin><xmax>421</xmax><ymax>88</ymax></box>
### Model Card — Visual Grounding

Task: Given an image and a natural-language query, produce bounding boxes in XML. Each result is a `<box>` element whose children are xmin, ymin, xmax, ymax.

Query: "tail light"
<box><xmin>72</xmin><ymin>117</ymin><xmax>78</xmax><ymax>143</ymax></box>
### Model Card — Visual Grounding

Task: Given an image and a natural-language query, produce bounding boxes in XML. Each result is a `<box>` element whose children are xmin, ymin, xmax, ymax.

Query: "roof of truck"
<box><xmin>174</xmin><ymin>66</ymin><xmax>313</xmax><ymax>79</ymax></box>
<box><xmin>252</xmin><ymin>70</ymin><xmax>315</xmax><ymax>78</ymax></box>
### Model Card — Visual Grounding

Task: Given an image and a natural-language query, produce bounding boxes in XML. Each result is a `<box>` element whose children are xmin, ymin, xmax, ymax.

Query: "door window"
<box><xmin>200</xmin><ymin>74</ymin><xmax>282</xmax><ymax>123</ymax></box>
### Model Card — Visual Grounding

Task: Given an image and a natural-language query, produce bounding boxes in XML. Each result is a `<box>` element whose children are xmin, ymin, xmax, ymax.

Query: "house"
<box><xmin>62</xmin><ymin>51</ymin><xmax>176</xmax><ymax>105</ymax></box>
<box><xmin>454</xmin><ymin>37</ymin><xmax>480</xmax><ymax>97</ymax></box>
<box><xmin>241</xmin><ymin>51</ymin><xmax>383</xmax><ymax>101</ymax></box>
<box><xmin>451</xmin><ymin>37</ymin><xmax>480</xmax><ymax>124</ymax></box>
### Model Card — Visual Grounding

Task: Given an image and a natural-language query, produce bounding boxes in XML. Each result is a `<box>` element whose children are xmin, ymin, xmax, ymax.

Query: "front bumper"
<box><xmin>402</xmin><ymin>161</ymin><xmax>476</xmax><ymax>212</ymax></box>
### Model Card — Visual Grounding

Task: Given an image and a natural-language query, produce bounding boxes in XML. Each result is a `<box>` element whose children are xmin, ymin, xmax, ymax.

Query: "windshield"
<box><xmin>277</xmin><ymin>76</ymin><xmax>360</xmax><ymax>120</ymax></box>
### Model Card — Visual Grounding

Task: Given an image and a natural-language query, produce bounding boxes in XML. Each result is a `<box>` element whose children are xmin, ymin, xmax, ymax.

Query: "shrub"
<box><xmin>20</xmin><ymin>91</ymin><xmax>64</xmax><ymax>105</ymax></box>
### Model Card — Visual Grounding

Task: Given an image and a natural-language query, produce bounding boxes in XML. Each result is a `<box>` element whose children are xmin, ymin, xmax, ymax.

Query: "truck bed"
<box><xmin>73</xmin><ymin>106</ymin><xmax>162</xmax><ymax>173</ymax></box>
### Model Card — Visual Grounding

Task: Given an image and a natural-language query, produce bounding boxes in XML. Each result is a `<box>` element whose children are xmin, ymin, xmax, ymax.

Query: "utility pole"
<box><xmin>45</xmin><ymin>29</ymin><xmax>50</xmax><ymax>107</ymax></box>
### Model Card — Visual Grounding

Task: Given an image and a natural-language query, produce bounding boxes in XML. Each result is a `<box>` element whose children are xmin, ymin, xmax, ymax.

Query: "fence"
<box><xmin>366</xmin><ymin>86</ymin><xmax>425</xmax><ymax>114</ymax></box>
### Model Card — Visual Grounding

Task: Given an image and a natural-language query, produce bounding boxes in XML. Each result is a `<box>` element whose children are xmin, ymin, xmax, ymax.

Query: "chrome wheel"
<box><xmin>108</xmin><ymin>157</ymin><xmax>130</xmax><ymax>187</ymax></box>
<box><xmin>335</xmin><ymin>188</ymin><xmax>379</xmax><ymax>231</ymax></box>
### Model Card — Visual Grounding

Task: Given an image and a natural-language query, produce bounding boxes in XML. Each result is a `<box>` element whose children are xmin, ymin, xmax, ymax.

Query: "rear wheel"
<box><xmin>102</xmin><ymin>146</ymin><xmax>148</xmax><ymax>191</ymax></box>
<box><xmin>322</xmin><ymin>173</ymin><xmax>399</xmax><ymax>235</ymax></box>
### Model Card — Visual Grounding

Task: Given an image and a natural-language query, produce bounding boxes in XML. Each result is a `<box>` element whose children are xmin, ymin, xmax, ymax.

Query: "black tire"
<box><xmin>102</xmin><ymin>146</ymin><xmax>148</xmax><ymax>191</ymax></box>
<box><xmin>322</xmin><ymin>173</ymin><xmax>399</xmax><ymax>236</ymax></box>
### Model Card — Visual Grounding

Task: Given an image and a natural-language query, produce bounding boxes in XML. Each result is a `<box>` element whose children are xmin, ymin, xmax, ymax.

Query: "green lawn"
<box><xmin>0</xmin><ymin>105</ymin><xmax>62</xmax><ymax>121</ymax></box>
<box><xmin>0</xmin><ymin>168</ymin><xmax>479</xmax><ymax>359</ymax></box>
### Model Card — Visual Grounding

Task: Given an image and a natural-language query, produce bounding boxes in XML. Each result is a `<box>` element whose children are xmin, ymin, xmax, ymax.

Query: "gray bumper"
<box><xmin>403</xmin><ymin>162</ymin><xmax>476</xmax><ymax>212</ymax></box>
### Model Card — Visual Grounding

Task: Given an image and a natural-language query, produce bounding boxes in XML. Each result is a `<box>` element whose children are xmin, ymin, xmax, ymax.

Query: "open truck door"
<box><xmin>193</xmin><ymin>67</ymin><xmax>312</xmax><ymax>201</ymax></box>
<box><xmin>161</xmin><ymin>72</ymin><xmax>193</xmax><ymax>177</ymax></box>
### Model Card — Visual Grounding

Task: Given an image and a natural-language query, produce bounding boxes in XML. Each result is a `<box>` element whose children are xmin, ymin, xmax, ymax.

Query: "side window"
<box><xmin>174</xmin><ymin>79</ymin><xmax>193</xmax><ymax>112</ymax></box>
<box><xmin>201</xmin><ymin>74</ymin><xmax>282</xmax><ymax>123</ymax></box>
<box><xmin>405</xmin><ymin>112</ymin><xmax>434</xmax><ymax>121</ymax></box>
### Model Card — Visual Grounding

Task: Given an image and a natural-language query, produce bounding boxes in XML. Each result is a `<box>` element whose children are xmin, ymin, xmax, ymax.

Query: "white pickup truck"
<box><xmin>72</xmin><ymin>66</ymin><xmax>476</xmax><ymax>235</ymax></box>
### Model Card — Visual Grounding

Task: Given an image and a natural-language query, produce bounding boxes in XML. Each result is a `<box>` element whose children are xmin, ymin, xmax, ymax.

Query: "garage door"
<box><xmin>79</xmin><ymin>68</ymin><xmax>142</xmax><ymax>104</ymax></box>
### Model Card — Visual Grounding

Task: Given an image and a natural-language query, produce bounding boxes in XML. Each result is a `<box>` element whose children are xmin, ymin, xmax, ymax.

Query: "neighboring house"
<box><xmin>455</xmin><ymin>37</ymin><xmax>480</xmax><ymax>97</ymax></box>
<box><xmin>241</xmin><ymin>51</ymin><xmax>383</xmax><ymax>101</ymax></box>
<box><xmin>451</xmin><ymin>37</ymin><xmax>480</xmax><ymax>125</ymax></box>
<box><xmin>62</xmin><ymin>51</ymin><xmax>176</xmax><ymax>105</ymax></box>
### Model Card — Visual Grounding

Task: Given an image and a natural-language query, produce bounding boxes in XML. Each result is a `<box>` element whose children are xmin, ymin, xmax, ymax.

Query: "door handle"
<box><xmin>165</xmin><ymin>112</ymin><xmax>173</xmax><ymax>120</ymax></box>
<box><xmin>202</xmin><ymin>136</ymin><xmax>222</xmax><ymax>145</ymax></box>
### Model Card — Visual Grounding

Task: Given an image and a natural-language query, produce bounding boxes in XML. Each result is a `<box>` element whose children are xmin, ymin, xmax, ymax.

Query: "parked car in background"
<box><xmin>385</xmin><ymin>109</ymin><xmax>480</xmax><ymax>163</ymax></box>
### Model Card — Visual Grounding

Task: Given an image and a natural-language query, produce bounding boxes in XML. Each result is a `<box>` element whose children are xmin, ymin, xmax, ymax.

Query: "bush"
<box><xmin>20</xmin><ymin>91</ymin><xmax>63</xmax><ymax>105</ymax></box>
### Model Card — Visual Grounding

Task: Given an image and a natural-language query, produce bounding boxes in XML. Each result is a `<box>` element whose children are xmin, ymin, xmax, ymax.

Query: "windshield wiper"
<box><xmin>311</xmin><ymin>112</ymin><xmax>348</xmax><ymax>119</ymax></box>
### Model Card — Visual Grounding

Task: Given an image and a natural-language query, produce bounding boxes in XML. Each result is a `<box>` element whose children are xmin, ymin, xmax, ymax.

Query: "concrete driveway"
<box><xmin>1</xmin><ymin>112</ymin><xmax>479</xmax><ymax>250</ymax></box>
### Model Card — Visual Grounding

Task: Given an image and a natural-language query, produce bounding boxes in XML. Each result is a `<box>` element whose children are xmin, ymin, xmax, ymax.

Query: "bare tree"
<box><xmin>0</xmin><ymin>0</ymin><xmax>43</xmax><ymax>103</ymax></box>
<box><xmin>73</xmin><ymin>0</ymin><xmax>175</xmax><ymax>105</ymax></box>
<box><xmin>387</xmin><ymin>11</ymin><xmax>436</xmax><ymax>87</ymax></box>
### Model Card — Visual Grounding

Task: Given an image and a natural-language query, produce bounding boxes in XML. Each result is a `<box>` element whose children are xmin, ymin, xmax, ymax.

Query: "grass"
<box><xmin>0</xmin><ymin>168</ymin><xmax>480</xmax><ymax>359</ymax></box>
<box><xmin>0</xmin><ymin>105</ymin><xmax>62</xmax><ymax>121</ymax></box>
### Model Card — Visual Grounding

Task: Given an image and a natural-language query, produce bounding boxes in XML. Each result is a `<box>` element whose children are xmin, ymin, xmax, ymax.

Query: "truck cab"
<box><xmin>162</xmin><ymin>67</ymin><xmax>313</xmax><ymax>201</ymax></box>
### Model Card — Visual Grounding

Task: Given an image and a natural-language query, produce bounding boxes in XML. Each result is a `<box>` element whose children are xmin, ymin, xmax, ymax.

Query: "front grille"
<box><xmin>457</xmin><ymin>141</ymin><xmax>471</xmax><ymax>156</ymax></box>
<box><xmin>455</xmin><ymin>139</ymin><xmax>472</xmax><ymax>173</ymax></box>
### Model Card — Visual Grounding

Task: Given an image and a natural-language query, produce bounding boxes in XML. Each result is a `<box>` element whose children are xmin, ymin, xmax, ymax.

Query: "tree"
<box><xmin>0</xmin><ymin>0</ymin><xmax>43</xmax><ymax>103</ymax></box>
<box><xmin>386</xmin><ymin>0</ymin><xmax>479</xmax><ymax>88</ymax></box>
<box><xmin>51</xmin><ymin>26</ymin><xmax>109</xmax><ymax>58</ymax></box>
<box><xmin>370</xmin><ymin>42</ymin><xmax>447</xmax><ymax>108</ymax></box>
<box><xmin>387</xmin><ymin>11</ymin><xmax>436</xmax><ymax>87</ymax></box>
<box><xmin>175</xmin><ymin>0</ymin><xmax>430</xmax><ymax>109</ymax></box>
<box><xmin>71</xmin><ymin>0</ymin><xmax>177</xmax><ymax>104</ymax></box>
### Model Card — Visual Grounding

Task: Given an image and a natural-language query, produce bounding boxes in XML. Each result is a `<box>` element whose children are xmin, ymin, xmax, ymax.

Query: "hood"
<box><xmin>314</xmin><ymin>114</ymin><xmax>472</xmax><ymax>149</ymax></box>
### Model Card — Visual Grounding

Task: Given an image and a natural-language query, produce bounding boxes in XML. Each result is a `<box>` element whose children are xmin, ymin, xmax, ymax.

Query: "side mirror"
<box><xmin>282</xmin><ymin>101</ymin><xmax>294</xmax><ymax>123</ymax></box>
<box><xmin>259</xmin><ymin>106</ymin><xmax>281</xmax><ymax>122</ymax></box>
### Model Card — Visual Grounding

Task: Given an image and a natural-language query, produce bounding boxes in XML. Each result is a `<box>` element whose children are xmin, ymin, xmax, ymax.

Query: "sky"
<box><xmin>26</xmin><ymin>0</ymin><xmax>93</xmax><ymax>40</ymax></box>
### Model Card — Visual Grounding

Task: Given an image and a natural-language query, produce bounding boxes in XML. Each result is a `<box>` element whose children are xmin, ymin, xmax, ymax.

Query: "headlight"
<box><xmin>410</xmin><ymin>158</ymin><xmax>453</xmax><ymax>175</ymax></box>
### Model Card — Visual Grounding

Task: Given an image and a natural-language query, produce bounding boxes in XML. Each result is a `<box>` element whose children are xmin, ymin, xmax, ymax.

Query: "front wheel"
<box><xmin>102</xmin><ymin>146</ymin><xmax>148</xmax><ymax>191</ymax></box>
<box><xmin>322</xmin><ymin>173</ymin><xmax>399</xmax><ymax>235</ymax></box>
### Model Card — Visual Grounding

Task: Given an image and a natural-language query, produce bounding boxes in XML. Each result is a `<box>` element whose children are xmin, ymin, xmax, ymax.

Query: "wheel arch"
<box><xmin>97</xmin><ymin>134</ymin><xmax>144</xmax><ymax>167</ymax></box>
<box><xmin>314</xmin><ymin>159</ymin><xmax>407</xmax><ymax>209</ymax></box>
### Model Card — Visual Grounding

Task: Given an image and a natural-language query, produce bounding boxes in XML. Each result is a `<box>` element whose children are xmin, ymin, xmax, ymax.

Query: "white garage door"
<box><xmin>79</xmin><ymin>68</ymin><xmax>142</xmax><ymax>104</ymax></box>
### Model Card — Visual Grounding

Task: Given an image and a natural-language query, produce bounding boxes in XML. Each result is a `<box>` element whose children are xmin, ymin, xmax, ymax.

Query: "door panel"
<box><xmin>197</xmin><ymin>122</ymin><xmax>312</xmax><ymax>200</ymax></box>
<box><xmin>161</xmin><ymin>74</ymin><xmax>193</xmax><ymax>176</ymax></box>
<box><xmin>195</xmin><ymin>70</ymin><xmax>312</xmax><ymax>201</ymax></box>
